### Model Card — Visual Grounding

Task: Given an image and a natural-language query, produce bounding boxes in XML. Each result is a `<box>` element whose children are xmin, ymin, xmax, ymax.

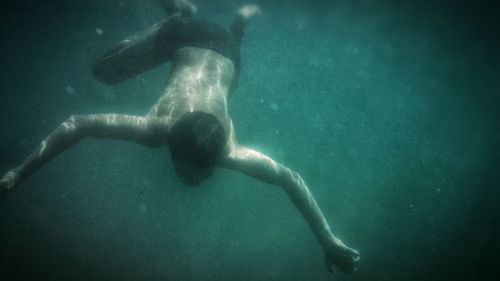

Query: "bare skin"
<box><xmin>0</xmin><ymin>0</ymin><xmax>360</xmax><ymax>274</ymax></box>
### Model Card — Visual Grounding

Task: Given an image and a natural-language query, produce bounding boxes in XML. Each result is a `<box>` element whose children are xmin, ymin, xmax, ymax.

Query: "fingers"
<box><xmin>352</xmin><ymin>249</ymin><xmax>361</xmax><ymax>262</ymax></box>
<box><xmin>324</xmin><ymin>253</ymin><xmax>338</xmax><ymax>275</ymax></box>
<box><xmin>324</xmin><ymin>245</ymin><xmax>361</xmax><ymax>274</ymax></box>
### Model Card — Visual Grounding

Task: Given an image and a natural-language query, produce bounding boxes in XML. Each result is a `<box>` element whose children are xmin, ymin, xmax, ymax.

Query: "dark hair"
<box><xmin>168</xmin><ymin>111</ymin><xmax>226</xmax><ymax>169</ymax></box>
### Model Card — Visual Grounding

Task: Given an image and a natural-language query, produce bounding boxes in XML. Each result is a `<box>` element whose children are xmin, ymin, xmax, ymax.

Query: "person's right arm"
<box><xmin>0</xmin><ymin>114</ymin><xmax>168</xmax><ymax>199</ymax></box>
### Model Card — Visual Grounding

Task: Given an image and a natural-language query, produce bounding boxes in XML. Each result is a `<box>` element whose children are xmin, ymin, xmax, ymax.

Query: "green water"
<box><xmin>0</xmin><ymin>0</ymin><xmax>498</xmax><ymax>280</ymax></box>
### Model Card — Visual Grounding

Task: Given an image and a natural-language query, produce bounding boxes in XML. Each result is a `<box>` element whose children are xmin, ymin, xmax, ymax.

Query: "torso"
<box><xmin>148</xmin><ymin>47</ymin><xmax>234</xmax><ymax>126</ymax></box>
<box><xmin>146</xmin><ymin>47</ymin><xmax>238</xmax><ymax>150</ymax></box>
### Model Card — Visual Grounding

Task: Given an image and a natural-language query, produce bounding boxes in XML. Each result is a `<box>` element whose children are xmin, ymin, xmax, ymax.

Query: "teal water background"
<box><xmin>0</xmin><ymin>0</ymin><xmax>498</xmax><ymax>280</ymax></box>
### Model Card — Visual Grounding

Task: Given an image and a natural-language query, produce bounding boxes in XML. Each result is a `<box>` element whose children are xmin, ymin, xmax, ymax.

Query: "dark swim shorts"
<box><xmin>94</xmin><ymin>17</ymin><xmax>241</xmax><ymax>85</ymax></box>
<box><xmin>155</xmin><ymin>17</ymin><xmax>241</xmax><ymax>70</ymax></box>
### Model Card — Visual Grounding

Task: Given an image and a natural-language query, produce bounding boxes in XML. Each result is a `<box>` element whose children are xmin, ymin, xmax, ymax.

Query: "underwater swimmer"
<box><xmin>0</xmin><ymin>0</ymin><xmax>360</xmax><ymax>274</ymax></box>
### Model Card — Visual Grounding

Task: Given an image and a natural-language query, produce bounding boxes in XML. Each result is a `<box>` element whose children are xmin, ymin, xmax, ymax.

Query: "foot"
<box><xmin>236</xmin><ymin>4</ymin><xmax>262</xmax><ymax>27</ymax></box>
<box><xmin>176</xmin><ymin>0</ymin><xmax>197</xmax><ymax>16</ymax></box>
<box><xmin>0</xmin><ymin>170</ymin><xmax>18</xmax><ymax>200</ymax></box>
<box><xmin>160</xmin><ymin>0</ymin><xmax>198</xmax><ymax>17</ymax></box>
<box><xmin>324</xmin><ymin>241</ymin><xmax>360</xmax><ymax>274</ymax></box>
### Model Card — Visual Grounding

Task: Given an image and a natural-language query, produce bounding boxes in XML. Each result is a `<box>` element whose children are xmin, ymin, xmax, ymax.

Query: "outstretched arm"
<box><xmin>0</xmin><ymin>114</ymin><xmax>168</xmax><ymax>198</ymax></box>
<box><xmin>220</xmin><ymin>146</ymin><xmax>360</xmax><ymax>273</ymax></box>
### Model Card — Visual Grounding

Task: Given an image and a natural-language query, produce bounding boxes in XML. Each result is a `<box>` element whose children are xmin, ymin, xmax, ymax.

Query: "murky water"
<box><xmin>0</xmin><ymin>1</ymin><xmax>498</xmax><ymax>280</ymax></box>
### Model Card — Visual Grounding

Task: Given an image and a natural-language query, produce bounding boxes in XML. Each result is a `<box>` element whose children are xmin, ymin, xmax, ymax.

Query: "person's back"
<box><xmin>147</xmin><ymin>47</ymin><xmax>235</xmax><ymax>132</ymax></box>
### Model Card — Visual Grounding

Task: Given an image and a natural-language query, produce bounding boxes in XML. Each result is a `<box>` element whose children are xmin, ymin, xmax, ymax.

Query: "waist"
<box><xmin>156</xmin><ymin>17</ymin><xmax>241</xmax><ymax>70</ymax></box>
<box><xmin>169</xmin><ymin>47</ymin><xmax>235</xmax><ymax>90</ymax></box>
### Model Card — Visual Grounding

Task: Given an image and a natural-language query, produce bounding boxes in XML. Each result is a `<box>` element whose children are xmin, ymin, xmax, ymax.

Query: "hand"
<box><xmin>324</xmin><ymin>241</ymin><xmax>360</xmax><ymax>274</ymax></box>
<box><xmin>0</xmin><ymin>170</ymin><xmax>18</xmax><ymax>200</ymax></box>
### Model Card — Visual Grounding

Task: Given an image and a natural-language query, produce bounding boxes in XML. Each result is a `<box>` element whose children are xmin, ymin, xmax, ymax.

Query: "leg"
<box><xmin>93</xmin><ymin>0</ymin><xmax>199</xmax><ymax>85</ymax></box>
<box><xmin>0</xmin><ymin>114</ymin><xmax>167</xmax><ymax>199</ymax></box>
<box><xmin>93</xmin><ymin>20</ymin><xmax>170</xmax><ymax>84</ymax></box>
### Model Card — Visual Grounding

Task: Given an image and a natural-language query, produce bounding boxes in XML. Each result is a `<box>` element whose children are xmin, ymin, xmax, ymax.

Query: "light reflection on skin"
<box><xmin>0</xmin><ymin>3</ymin><xmax>360</xmax><ymax>273</ymax></box>
<box><xmin>147</xmin><ymin>47</ymin><xmax>234</xmax><ymax>133</ymax></box>
<box><xmin>1</xmin><ymin>47</ymin><xmax>359</xmax><ymax>272</ymax></box>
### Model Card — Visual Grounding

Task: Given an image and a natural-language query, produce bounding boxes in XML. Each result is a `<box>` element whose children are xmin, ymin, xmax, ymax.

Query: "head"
<box><xmin>168</xmin><ymin>111</ymin><xmax>226</xmax><ymax>186</ymax></box>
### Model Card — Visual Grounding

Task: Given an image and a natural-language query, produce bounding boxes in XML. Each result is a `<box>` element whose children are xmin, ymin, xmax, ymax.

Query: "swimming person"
<box><xmin>0</xmin><ymin>0</ymin><xmax>360</xmax><ymax>274</ymax></box>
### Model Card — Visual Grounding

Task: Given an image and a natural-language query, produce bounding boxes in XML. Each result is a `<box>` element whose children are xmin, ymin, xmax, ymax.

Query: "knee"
<box><xmin>92</xmin><ymin>40</ymin><xmax>131</xmax><ymax>85</ymax></box>
<box><xmin>92</xmin><ymin>48</ymin><xmax>147</xmax><ymax>85</ymax></box>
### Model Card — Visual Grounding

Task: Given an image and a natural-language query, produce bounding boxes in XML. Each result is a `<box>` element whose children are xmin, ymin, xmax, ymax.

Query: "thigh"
<box><xmin>93</xmin><ymin>19</ymin><xmax>171</xmax><ymax>85</ymax></box>
<box><xmin>93</xmin><ymin>17</ymin><xmax>241</xmax><ymax>85</ymax></box>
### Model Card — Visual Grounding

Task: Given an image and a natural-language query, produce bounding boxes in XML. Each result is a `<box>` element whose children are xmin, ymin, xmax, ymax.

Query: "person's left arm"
<box><xmin>219</xmin><ymin>145</ymin><xmax>360</xmax><ymax>273</ymax></box>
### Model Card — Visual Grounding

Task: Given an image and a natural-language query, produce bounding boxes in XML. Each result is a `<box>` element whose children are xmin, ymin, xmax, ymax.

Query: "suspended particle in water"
<box><xmin>96</xmin><ymin>28</ymin><xmax>103</xmax><ymax>35</ymax></box>
<box><xmin>139</xmin><ymin>203</ymin><xmax>148</xmax><ymax>213</ymax></box>
<box><xmin>294</xmin><ymin>16</ymin><xmax>308</xmax><ymax>31</ymax></box>
<box><xmin>65</xmin><ymin>86</ymin><xmax>75</xmax><ymax>94</ymax></box>
<box><xmin>259</xmin><ymin>98</ymin><xmax>264</xmax><ymax>104</ymax></box>
<box><xmin>270</xmin><ymin>102</ymin><xmax>279</xmax><ymax>111</ymax></box>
